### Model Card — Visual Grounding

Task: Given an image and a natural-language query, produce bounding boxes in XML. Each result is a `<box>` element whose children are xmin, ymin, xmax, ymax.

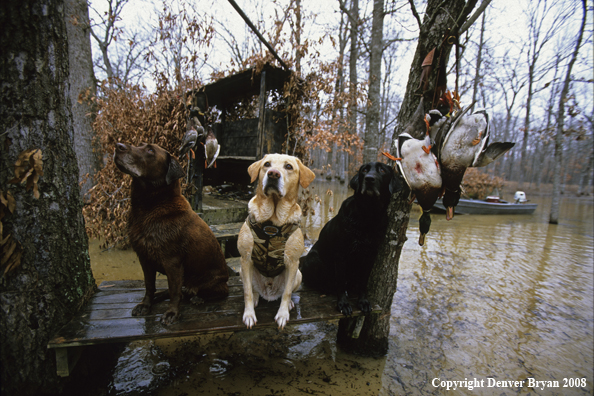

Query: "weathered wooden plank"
<box><xmin>48</xmin><ymin>277</ymin><xmax>374</xmax><ymax>349</ymax></box>
<box><xmin>209</xmin><ymin>222</ymin><xmax>243</xmax><ymax>240</ymax></box>
<box><xmin>97</xmin><ymin>277</ymin><xmax>244</xmax><ymax>291</ymax></box>
<box><xmin>86</xmin><ymin>293</ymin><xmax>245</xmax><ymax>313</ymax></box>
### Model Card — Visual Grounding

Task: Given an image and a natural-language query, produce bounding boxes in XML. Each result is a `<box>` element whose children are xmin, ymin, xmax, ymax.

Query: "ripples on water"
<box><xmin>89</xmin><ymin>181</ymin><xmax>593</xmax><ymax>395</ymax></box>
<box><xmin>386</xmin><ymin>193</ymin><xmax>593</xmax><ymax>395</ymax></box>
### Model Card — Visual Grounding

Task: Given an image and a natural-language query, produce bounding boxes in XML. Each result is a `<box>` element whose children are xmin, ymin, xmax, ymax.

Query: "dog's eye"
<box><xmin>285</xmin><ymin>164</ymin><xmax>293</xmax><ymax>170</ymax></box>
<box><xmin>379</xmin><ymin>167</ymin><xmax>385</xmax><ymax>174</ymax></box>
<box><xmin>264</xmin><ymin>161</ymin><xmax>271</xmax><ymax>168</ymax></box>
<box><xmin>147</xmin><ymin>147</ymin><xmax>155</xmax><ymax>155</ymax></box>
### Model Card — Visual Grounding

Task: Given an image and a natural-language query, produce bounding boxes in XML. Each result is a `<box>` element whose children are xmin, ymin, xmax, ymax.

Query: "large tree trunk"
<box><xmin>338</xmin><ymin>0</ymin><xmax>478</xmax><ymax>356</ymax></box>
<box><xmin>0</xmin><ymin>1</ymin><xmax>96</xmax><ymax>394</ymax></box>
<box><xmin>362</xmin><ymin>0</ymin><xmax>385</xmax><ymax>163</ymax></box>
<box><xmin>65</xmin><ymin>0</ymin><xmax>101</xmax><ymax>201</ymax></box>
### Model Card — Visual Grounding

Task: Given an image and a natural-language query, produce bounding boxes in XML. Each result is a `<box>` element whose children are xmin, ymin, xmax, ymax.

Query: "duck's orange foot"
<box><xmin>382</xmin><ymin>152</ymin><xmax>401</xmax><ymax>161</ymax></box>
<box><xmin>472</xmin><ymin>131</ymin><xmax>483</xmax><ymax>146</ymax></box>
<box><xmin>422</xmin><ymin>145</ymin><xmax>432</xmax><ymax>154</ymax></box>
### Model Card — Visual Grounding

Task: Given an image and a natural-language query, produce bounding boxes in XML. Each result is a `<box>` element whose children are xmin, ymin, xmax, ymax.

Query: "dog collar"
<box><xmin>246</xmin><ymin>215</ymin><xmax>300</xmax><ymax>278</ymax></box>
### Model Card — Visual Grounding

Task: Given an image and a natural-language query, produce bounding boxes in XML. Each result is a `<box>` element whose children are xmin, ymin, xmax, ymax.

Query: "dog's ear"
<box><xmin>247</xmin><ymin>157</ymin><xmax>265</xmax><ymax>183</ymax></box>
<box><xmin>349</xmin><ymin>171</ymin><xmax>360</xmax><ymax>192</ymax></box>
<box><xmin>388</xmin><ymin>168</ymin><xmax>402</xmax><ymax>195</ymax></box>
<box><xmin>166</xmin><ymin>155</ymin><xmax>186</xmax><ymax>185</ymax></box>
<box><xmin>297</xmin><ymin>159</ymin><xmax>316</xmax><ymax>188</ymax></box>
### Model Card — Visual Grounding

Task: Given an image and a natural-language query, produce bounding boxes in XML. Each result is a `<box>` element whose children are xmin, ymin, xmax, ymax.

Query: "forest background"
<box><xmin>79</xmin><ymin>0</ymin><xmax>593</xmax><ymax>247</ymax></box>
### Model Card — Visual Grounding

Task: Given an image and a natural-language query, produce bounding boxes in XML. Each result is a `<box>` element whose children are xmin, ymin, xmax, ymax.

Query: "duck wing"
<box><xmin>205</xmin><ymin>144</ymin><xmax>220</xmax><ymax>168</ymax></box>
<box><xmin>473</xmin><ymin>142</ymin><xmax>515</xmax><ymax>167</ymax></box>
<box><xmin>178</xmin><ymin>129</ymin><xmax>198</xmax><ymax>157</ymax></box>
<box><xmin>470</xmin><ymin>109</ymin><xmax>515</xmax><ymax>167</ymax></box>
<box><xmin>395</xmin><ymin>133</ymin><xmax>413</xmax><ymax>189</ymax></box>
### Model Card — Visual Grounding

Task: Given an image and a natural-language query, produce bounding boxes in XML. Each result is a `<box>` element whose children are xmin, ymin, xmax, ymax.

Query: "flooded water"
<box><xmin>88</xmin><ymin>181</ymin><xmax>593</xmax><ymax>395</ymax></box>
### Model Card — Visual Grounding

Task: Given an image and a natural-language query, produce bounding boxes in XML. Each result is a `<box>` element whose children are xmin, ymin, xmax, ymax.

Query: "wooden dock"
<box><xmin>48</xmin><ymin>273</ymin><xmax>378</xmax><ymax>377</ymax></box>
<box><xmin>49</xmin><ymin>212</ymin><xmax>378</xmax><ymax>377</ymax></box>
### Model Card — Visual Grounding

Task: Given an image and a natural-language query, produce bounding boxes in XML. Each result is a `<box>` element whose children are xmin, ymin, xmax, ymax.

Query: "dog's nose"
<box><xmin>267</xmin><ymin>169</ymin><xmax>281</xmax><ymax>179</ymax></box>
<box><xmin>115</xmin><ymin>143</ymin><xmax>128</xmax><ymax>152</ymax></box>
<box><xmin>365</xmin><ymin>173</ymin><xmax>376</xmax><ymax>182</ymax></box>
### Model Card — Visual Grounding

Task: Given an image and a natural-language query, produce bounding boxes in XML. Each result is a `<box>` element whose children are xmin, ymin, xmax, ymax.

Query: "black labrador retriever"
<box><xmin>300</xmin><ymin>162</ymin><xmax>401</xmax><ymax>315</ymax></box>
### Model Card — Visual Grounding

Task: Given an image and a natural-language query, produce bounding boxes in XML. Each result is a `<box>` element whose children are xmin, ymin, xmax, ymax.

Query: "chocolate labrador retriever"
<box><xmin>114</xmin><ymin>142</ymin><xmax>229</xmax><ymax>325</ymax></box>
<box><xmin>300</xmin><ymin>162</ymin><xmax>401</xmax><ymax>315</ymax></box>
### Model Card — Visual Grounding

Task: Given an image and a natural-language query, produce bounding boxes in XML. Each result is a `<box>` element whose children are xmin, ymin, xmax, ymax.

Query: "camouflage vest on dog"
<box><xmin>246</xmin><ymin>215</ymin><xmax>300</xmax><ymax>278</ymax></box>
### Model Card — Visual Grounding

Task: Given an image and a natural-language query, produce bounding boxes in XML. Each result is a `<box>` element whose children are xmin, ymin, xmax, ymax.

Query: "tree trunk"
<box><xmin>347</xmin><ymin>0</ymin><xmax>359</xmax><ymax>177</ymax></box>
<box><xmin>577</xmin><ymin>140</ymin><xmax>593</xmax><ymax>195</ymax></box>
<box><xmin>550</xmin><ymin>0</ymin><xmax>586</xmax><ymax>224</ymax></box>
<box><xmin>338</xmin><ymin>0</ymin><xmax>478</xmax><ymax>355</ymax></box>
<box><xmin>0</xmin><ymin>1</ymin><xmax>96</xmax><ymax>394</ymax></box>
<box><xmin>362</xmin><ymin>0</ymin><xmax>385</xmax><ymax>163</ymax></box>
<box><xmin>295</xmin><ymin>0</ymin><xmax>302</xmax><ymax>75</ymax></box>
<box><xmin>470</xmin><ymin>11</ymin><xmax>486</xmax><ymax>111</ymax></box>
<box><xmin>65</xmin><ymin>0</ymin><xmax>101</xmax><ymax>202</ymax></box>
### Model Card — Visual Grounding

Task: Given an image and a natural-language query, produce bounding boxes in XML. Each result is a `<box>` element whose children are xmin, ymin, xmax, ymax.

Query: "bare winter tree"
<box><xmin>517</xmin><ymin>0</ymin><xmax>574</xmax><ymax>189</ymax></box>
<box><xmin>88</xmin><ymin>0</ymin><xmax>149</xmax><ymax>85</ymax></box>
<box><xmin>550</xmin><ymin>0</ymin><xmax>587</xmax><ymax>224</ymax></box>
<box><xmin>362</xmin><ymin>0</ymin><xmax>385</xmax><ymax>163</ymax></box>
<box><xmin>492</xmin><ymin>46</ymin><xmax>527</xmax><ymax>178</ymax></box>
<box><xmin>65</xmin><ymin>0</ymin><xmax>101</xmax><ymax>200</ymax></box>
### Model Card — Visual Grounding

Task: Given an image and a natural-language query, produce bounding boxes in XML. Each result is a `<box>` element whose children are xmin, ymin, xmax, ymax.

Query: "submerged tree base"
<box><xmin>337</xmin><ymin>317</ymin><xmax>389</xmax><ymax>357</ymax></box>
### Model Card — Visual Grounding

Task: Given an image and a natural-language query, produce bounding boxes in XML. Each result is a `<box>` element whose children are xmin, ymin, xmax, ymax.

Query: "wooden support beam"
<box><xmin>256</xmin><ymin>71</ymin><xmax>267</xmax><ymax>160</ymax></box>
<box><xmin>54</xmin><ymin>346</ymin><xmax>84</xmax><ymax>377</ymax></box>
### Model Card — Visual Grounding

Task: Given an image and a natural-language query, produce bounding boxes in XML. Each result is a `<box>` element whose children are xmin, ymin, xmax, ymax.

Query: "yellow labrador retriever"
<box><xmin>238</xmin><ymin>154</ymin><xmax>315</xmax><ymax>329</ymax></box>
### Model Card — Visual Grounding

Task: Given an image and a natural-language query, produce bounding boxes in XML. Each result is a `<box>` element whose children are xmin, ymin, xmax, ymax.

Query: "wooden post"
<box><xmin>192</xmin><ymin>144</ymin><xmax>205</xmax><ymax>213</ymax></box>
<box><xmin>256</xmin><ymin>71</ymin><xmax>267</xmax><ymax>159</ymax></box>
<box><xmin>193</xmin><ymin>152</ymin><xmax>205</xmax><ymax>213</ymax></box>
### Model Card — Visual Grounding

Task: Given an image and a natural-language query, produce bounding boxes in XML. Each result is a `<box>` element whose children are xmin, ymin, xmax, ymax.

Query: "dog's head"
<box><xmin>349</xmin><ymin>162</ymin><xmax>401</xmax><ymax>200</ymax></box>
<box><xmin>114</xmin><ymin>142</ymin><xmax>185</xmax><ymax>187</ymax></box>
<box><xmin>248</xmin><ymin>154</ymin><xmax>315</xmax><ymax>199</ymax></box>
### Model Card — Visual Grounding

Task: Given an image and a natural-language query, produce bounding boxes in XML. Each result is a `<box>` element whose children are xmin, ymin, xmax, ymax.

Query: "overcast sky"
<box><xmin>88</xmin><ymin>0</ymin><xmax>593</xmax><ymax>120</ymax></box>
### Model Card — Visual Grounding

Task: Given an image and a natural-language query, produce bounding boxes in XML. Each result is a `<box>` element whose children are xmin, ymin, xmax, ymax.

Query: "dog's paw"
<box><xmin>243</xmin><ymin>310</ymin><xmax>257</xmax><ymax>329</ymax></box>
<box><xmin>337</xmin><ymin>294</ymin><xmax>352</xmax><ymax>316</ymax></box>
<box><xmin>161</xmin><ymin>309</ymin><xmax>178</xmax><ymax>325</ymax></box>
<box><xmin>358</xmin><ymin>297</ymin><xmax>372</xmax><ymax>315</ymax></box>
<box><xmin>132</xmin><ymin>303</ymin><xmax>151</xmax><ymax>316</ymax></box>
<box><xmin>190</xmin><ymin>296</ymin><xmax>205</xmax><ymax>305</ymax></box>
<box><xmin>275</xmin><ymin>309</ymin><xmax>290</xmax><ymax>330</ymax></box>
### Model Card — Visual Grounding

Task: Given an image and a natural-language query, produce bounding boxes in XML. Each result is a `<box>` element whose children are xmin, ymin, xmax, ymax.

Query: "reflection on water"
<box><xmin>89</xmin><ymin>183</ymin><xmax>593</xmax><ymax>395</ymax></box>
<box><xmin>386</xmin><ymin>193</ymin><xmax>593</xmax><ymax>395</ymax></box>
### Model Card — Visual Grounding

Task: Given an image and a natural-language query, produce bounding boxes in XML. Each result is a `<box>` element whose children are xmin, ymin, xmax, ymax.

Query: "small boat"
<box><xmin>432</xmin><ymin>195</ymin><xmax>537</xmax><ymax>215</ymax></box>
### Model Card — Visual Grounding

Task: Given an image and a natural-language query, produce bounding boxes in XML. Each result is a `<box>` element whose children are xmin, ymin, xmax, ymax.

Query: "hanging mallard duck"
<box><xmin>382</xmin><ymin>99</ymin><xmax>443</xmax><ymax>246</ymax></box>
<box><xmin>395</xmin><ymin>127</ymin><xmax>442</xmax><ymax>246</ymax></box>
<box><xmin>438</xmin><ymin>106</ymin><xmax>515</xmax><ymax>220</ymax></box>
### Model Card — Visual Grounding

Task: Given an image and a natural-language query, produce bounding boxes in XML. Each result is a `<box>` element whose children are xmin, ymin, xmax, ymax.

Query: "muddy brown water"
<box><xmin>87</xmin><ymin>181</ymin><xmax>593</xmax><ymax>395</ymax></box>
